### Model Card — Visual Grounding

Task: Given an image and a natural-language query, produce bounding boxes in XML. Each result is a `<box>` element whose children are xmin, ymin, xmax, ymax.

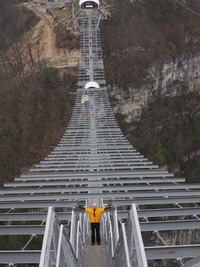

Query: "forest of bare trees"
<box><xmin>0</xmin><ymin>0</ymin><xmax>77</xmax><ymax>186</ymax></box>
<box><xmin>101</xmin><ymin>0</ymin><xmax>200</xmax><ymax>88</ymax></box>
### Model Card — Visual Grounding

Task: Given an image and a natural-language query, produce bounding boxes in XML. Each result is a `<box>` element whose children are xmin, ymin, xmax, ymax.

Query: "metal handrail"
<box><xmin>100</xmin><ymin>199</ymin><xmax>121</xmax><ymax>266</ymax></box>
<box><xmin>39</xmin><ymin>207</ymin><xmax>55</xmax><ymax>267</ymax></box>
<box><xmin>126</xmin><ymin>204</ymin><xmax>148</xmax><ymax>267</ymax></box>
<box><xmin>56</xmin><ymin>224</ymin><xmax>80</xmax><ymax>267</ymax></box>
<box><xmin>70</xmin><ymin>210</ymin><xmax>77</xmax><ymax>252</ymax></box>
<box><xmin>111</xmin><ymin>223</ymin><xmax>131</xmax><ymax>267</ymax></box>
<box><xmin>112</xmin><ymin>209</ymin><xmax>119</xmax><ymax>251</ymax></box>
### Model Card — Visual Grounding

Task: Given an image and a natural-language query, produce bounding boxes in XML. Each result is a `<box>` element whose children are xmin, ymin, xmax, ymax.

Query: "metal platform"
<box><xmin>83</xmin><ymin>245</ymin><xmax>109</xmax><ymax>267</ymax></box>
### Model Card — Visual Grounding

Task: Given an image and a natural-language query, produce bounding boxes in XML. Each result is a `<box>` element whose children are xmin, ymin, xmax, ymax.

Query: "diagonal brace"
<box><xmin>98</xmin><ymin>8</ymin><xmax>108</xmax><ymax>19</ymax></box>
<box><xmin>67</xmin><ymin>9</ymin><xmax>81</xmax><ymax>26</ymax></box>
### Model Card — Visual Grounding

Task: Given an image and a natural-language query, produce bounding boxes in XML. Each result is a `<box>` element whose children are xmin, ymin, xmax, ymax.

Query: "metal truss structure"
<box><xmin>1</xmin><ymin>6</ymin><xmax>200</xmax><ymax>267</ymax></box>
<box><xmin>31</xmin><ymin>0</ymin><xmax>70</xmax><ymax>12</ymax></box>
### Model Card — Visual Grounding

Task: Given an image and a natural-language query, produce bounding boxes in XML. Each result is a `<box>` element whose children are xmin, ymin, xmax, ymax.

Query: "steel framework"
<box><xmin>1</xmin><ymin>5</ymin><xmax>200</xmax><ymax>267</ymax></box>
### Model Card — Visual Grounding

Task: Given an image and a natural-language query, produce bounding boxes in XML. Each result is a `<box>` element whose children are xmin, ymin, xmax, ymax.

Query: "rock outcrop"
<box><xmin>110</xmin><ymin>52</ymin><xmax>200</xmax><ymax>122</ymax></box>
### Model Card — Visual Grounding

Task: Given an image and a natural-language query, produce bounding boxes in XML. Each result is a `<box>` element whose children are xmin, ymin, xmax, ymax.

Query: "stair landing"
<box><xmin>83</xmin><ymin>244</ymin><xmax>109</xmax><ymax>267</ymax></box>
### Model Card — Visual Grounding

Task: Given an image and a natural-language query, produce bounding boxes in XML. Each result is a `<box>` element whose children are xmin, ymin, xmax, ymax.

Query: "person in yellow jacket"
<box><xmin>75</xmin><ymin>203</ymin><xmax>115</xmax><ymax>245</ymax></box>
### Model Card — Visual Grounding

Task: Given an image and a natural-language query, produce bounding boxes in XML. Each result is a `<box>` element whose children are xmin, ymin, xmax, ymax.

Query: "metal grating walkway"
<box><xmin>83</xmin><ymin>245</ymin><xmax>109</xmax><ymax>267</ymax></box>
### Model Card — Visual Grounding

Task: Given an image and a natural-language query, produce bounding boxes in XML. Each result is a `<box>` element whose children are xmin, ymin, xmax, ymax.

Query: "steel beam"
<box><xmin>0</xmin><ymin>225</ymin><xmax>45</xmax><ymax>235</ymax></box>
<box><xmin>64</xmin><ymin>128</ymin><xmax>123</xmax><ymax>133</ymax></box>
<box><xmin>145</xmin><ymin>245</ymin><xmax>200</xmax><ymax>260</ymax></box>
<box><xmin>0</xmin><ymin>212</ymin><xmax>71</xmax><ymax>221</ymax></box>
<box><xmin>1</xmin><ymin>190</ymin><xmax>200</xmax><ymax>202</ymax></box>
<box><xmin>117</xmin><ymin>207</ymin><xmax>200</xmax><ymax>219</ymax></box>
<box><xmin>51</xmin><ymin>145</ymin><xmax>134</xmax><ymax>149</ymax></box>
<box><xmin>0</xmin><ymin>224</ymin><xmax>69</xmax><ymax>236</ymax></box>
<box><xmin>29</xmin><ymin>165</ymin><xmax>159</xmax><ymax>172</ymax></box>
<box><xmin>0</xmin><ymin>200</ymin><xmax>83</xmax><ymax>209</ymax></box>
<box><xmin>4</xmin><ymin>178</ymin><xmax>185</xmax><ymax>188</ymax></box>
<box><xmin>1</xmin><ymin>184</ymin><xmax>199</xmax><ymax>195</ymax></box>
<box><xmin>182</xmin><ymin>254</ymin><xmax>200</xmax><ymax>267</ymax></box>
<box><xmin>138</xmin><ymin>207</ymin><xmax>200</xmax><ymax>218</ymax></box>
<box><xmin>140</xmin><ymin>220</ymin><xmax>200</xmax><ymax>231</ymax></box>
<box><xmin>0</xmin><ymin>251</ymin><xmax>41</xmax><ymax>264</ymax></box>
<box><xmin>18</xmin><ymin>170</ymin><xmax>172</xmax><ymax>180</ymax></box>
<box><xmin>34</xmin><ymin>161</ymin><xmax>154</xmax><ymax>168</ymax></box>
<box><xmin>39</xmin><ymin>158</ymin><xmax>148</xmax><ymax>164</ymax></box>
<box><xmin>111</xmin><ymin>196</ymin><xmax>200</xmax><ymax>206</ymax></box>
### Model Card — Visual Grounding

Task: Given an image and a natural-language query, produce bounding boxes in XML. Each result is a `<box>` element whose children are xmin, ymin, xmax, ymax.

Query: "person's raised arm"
<box><xmin>74</xmin><ymin>203</ymin><xmax>86</xmax><ymax>211</ymax></box>
<box><xmin>104</xmin><ymin>204</ymin><xmax>115</xmax><ymax>212</ymax></box>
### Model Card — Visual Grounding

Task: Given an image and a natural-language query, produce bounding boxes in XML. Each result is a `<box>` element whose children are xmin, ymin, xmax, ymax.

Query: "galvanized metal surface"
<box><xmin>145</xmin><ymin>245</ymin><xmax>200</xmax><ymax>260</ymax></box>
<box><xmin>83</xmin><ymin>245</ymin><xmax>109</xmax><ymax>267</ymax></box>
<box><xmin>17</xmin><ymin>170</ymin><xmax>174</xmax><ymax>180</ymax></box>
<box><xmin>0</xmin><ymin>251</ymin><xmax>41</xmax><ymax>264</ymax></box>
<box><xmin>182</xmin><ymin>254</ymin><xmax>200</xmax><ymax>267</ymax></box>
<box><xmin>140</xmin><ymin>219</ymin><xmax>200</xmax><ymax>231</ymax></box>
<box><xmin>2</xmin><ymin>190</ymin><xmax>200</xmax><ymax>202</ymax></box>
<box><xmin>2</xmin><ymin>183</ymin><xmax>200</xmax><ymax>195</ymax></box>
<box><xmin>0</xmin><ymin>200</ymin><xmax>81</xmax><ymax>209</ymax></box>
<box><xmin>0</xmin><ymin>212</ymin><xmax>70</xmax><ymax>221</ymax></box>
<box><xmin>126</xmin><ymin>204</ymin><xmax>148</xmax><ymax>267</ymax></box>
<box><xmin>117</xmin><ymin>207</ymin><xmax>200</xmax><ymax>219</ymax></box>
<box><xmin>4</xmin><ymin>178</ymin><xmax>185</xmax><ymax>188</ymax></box>
<box><xmin>111</xmin><ymin>196</ymin><xmax>200</xmax><ymax>205</ymax></box>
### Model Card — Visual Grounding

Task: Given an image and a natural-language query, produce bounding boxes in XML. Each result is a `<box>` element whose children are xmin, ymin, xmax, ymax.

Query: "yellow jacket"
<box><xmin>78</xmin><ymin>207</ymin><xmax>111</xmax><ymax>223</ymax></box>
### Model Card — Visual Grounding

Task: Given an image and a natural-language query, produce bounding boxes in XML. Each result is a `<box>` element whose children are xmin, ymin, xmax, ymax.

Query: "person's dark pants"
<box><xmin>91</xmin><ymin>223</ymin><xmax>100</xmax><ymax>244</ymax></box>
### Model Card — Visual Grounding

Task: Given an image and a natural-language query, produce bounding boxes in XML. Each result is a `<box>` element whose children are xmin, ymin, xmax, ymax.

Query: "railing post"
<box><xmin>39</xmin><ymin>207</ymin><xmax>55</xmax><ymax>267</ymax></box>
<box><xmin>70</xmin><ymin>210</ymin><xmax>75</xmax><ymax>251</ymax></box>
<box><xmin>76</xmin><ymin>220</ymin><xmax>80</xmax><ymax>259</ymax></box>
<box><xmin>104</xmin><ymin>212</ymin><xmax>108</xmax><ymax>243</ymax></box>
<box><xmin>79</xmin><ymin>212</ymin><xmax>82</xmax><ymax>234</ymax></box>
<box><xmin>56</xmin><ymin>224</ymin><xmax>64</xmax><ymax>267</ymax></box>
<box><xmin>122</xmin><ymin>223</ymin><xmax>131</xmax><ymax>267</ymax></box>
<box><xmin>109</xmin><ymin>219</ymin><xmax>114</xmax><ymax>257</ymax></box>
<box><xmin>83</xmin><ymin>213</ymin><xmax>86</xmax><ymax>245</ymax></box>
<box><xmin>87</xmin><ymin>215</ymin><xmax>90</xmax><ymax>237</ymax></box>
<box><xmin>113</xmin><ymin>209</ymin><xmax>119</xmax><ymax>251</ymax></box>
<box><xmin>130</xmin><ymin>204</ymin><xmax>148</xmax><ymax>267</ymax></box>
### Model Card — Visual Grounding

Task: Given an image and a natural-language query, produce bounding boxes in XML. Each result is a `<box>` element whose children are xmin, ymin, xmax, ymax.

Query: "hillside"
<box><xmin>102</xmin><ymin>0</ymin><xmax>200</xmax><ymax>88</ymax></box>
<box><xmin>101</xmin><ymin>0</ymin><xmax>200</xmax><ymax>180</ymax></box>
<box><xmin>1</xmin><ymin>0</ymin><xmax>200</xmax><ymax>186</ymax></box>
<box><xmin>0</xmin><ymin>1</ymin><xmax>79</xmax><ymax>186</ymax></box>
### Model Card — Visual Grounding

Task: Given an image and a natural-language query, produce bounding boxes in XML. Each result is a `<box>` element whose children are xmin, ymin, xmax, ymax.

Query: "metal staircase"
<box><xmin>1</xmin><ymin>6</ymin><xmax>200</xmax><ymax>267</ymax></box>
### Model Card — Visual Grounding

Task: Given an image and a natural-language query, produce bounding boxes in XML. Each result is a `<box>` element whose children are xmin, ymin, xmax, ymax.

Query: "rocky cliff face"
<box><xmin>151</xmin><ymin>52</ymin><xmax>200</xmax><ymax>96</ymax></box>
<box><xmin>110</xmin><ymin>52</ymin><xmax>200</xmax><ymax>122</ymax></box>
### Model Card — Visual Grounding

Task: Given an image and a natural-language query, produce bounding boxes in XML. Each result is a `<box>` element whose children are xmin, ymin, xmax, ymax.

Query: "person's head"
<box><xmin>92</xmin><ymin>203</ymin><xmax>97</xmax><ymax>210</ymax></box>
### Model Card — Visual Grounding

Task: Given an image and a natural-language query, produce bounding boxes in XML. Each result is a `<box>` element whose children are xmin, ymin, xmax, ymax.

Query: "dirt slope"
<box><xmin>23</xmin><ymin>3</ymin><xmax>81</xmax><ymax>69</ymax></box>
